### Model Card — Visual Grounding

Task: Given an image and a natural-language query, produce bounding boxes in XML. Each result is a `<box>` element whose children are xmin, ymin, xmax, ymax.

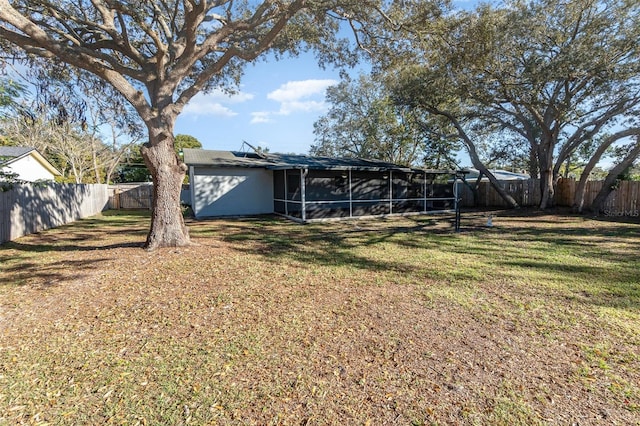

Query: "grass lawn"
<box><xmin>0</xmin><ymin>209</ymin><xmax>639</xmax><ymax>425</ymax></box>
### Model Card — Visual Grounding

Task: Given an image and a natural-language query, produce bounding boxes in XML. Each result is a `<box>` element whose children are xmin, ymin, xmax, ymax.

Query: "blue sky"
<box><xmin>174</xmin><ymin>52</ymin><xmax>343</xmax><ymax>157</ymax></box>
<box><xmin>175</xmin><ymin>53</ymin><xmax>477</xmax><ymax>167</ymax></box>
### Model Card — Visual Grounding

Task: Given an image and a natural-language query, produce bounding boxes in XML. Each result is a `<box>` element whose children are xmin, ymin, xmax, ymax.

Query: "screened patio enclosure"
<box><xmin>183</xmin><ymin>149</ymin><xmax>466</xmax><ymax>228</ymax></box>
<box><xmin>273</xmin><ymin>168</ymin><xmax>465</xmax><ymax>228</ymax></box>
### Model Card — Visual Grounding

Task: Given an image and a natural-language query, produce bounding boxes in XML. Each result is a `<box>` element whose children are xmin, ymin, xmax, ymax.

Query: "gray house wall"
<box><xmin>190</xmin><ymin>166</ymin><xmax>274</xmax><ymax>218</ymax></box>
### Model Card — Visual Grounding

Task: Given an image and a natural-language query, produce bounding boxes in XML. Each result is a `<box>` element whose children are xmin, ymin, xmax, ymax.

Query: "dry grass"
<box><xmin>0</xmin><ymin>209</ymin><xmax>639</xmax><ymax>425</ymax></box>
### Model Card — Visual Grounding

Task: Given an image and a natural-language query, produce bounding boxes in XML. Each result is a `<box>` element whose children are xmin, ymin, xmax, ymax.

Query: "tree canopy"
<box><xmin>0</xmin><ymin>75</ymin><xmax>25</xmax><ymax>116</ymax></box>
<box><xmin>0</xmin><ymin>64</ymin><xmax>144</xmax><ymax>184</ymax></box>
<box><xmin>175</xmin><ymin>134</ymin><xmax>202</xmax><ymax>151</ymax></box>
<box><xmin>311</xmin><ymin>73</ymin><xmax>460</xmax><ymax>168</ymax></box>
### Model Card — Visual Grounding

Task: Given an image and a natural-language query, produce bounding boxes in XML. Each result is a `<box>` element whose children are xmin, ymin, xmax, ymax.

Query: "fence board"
<box><xmin>3</xmin><ymin>178</ymin><xmax>638</xmax><ymax>245</ymax></box>
<box><xmin>555</xmin><ymin>178</ymin><xmax>573</xmax><ymax>206</ymax></box>
<box><xmin>107</xmin><ymin>184</ymin><xmax>190</xmax><ymax>210</ymax></box>
<box><xmin>459</xmin><ymin>179</ymin><xmax>541</xmax><ymax>208</ymax></box>
<box><xmin>601</xmin><ymin>180</ymin><xmax>640</xmax><ymax>216</ymax></box>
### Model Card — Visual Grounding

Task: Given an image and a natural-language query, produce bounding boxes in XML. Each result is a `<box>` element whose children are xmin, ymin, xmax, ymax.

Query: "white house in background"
<box><xmin>464</xmin><ymin>168</ymin><xmax>530</xmax><ymax>181</ymax></box>
<box><xmin>0</xmin><ymin>146</ymin><xmax>61</xmax><ymax>182</ymax></box>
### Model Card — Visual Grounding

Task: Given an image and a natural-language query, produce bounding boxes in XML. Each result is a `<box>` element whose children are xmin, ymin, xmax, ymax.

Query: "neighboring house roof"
<box><xmin>183</xmin><ymin>149</ymin><xmax>458</xmax><ymax>174</ymax></box>
<box><xmin>463</xmin><ymin>168</ymin><xmax>530</xmax><ymax>181</ymax></box>
<box><xmin>0</xmin><ymin>146</ymin><xmax>62</xmax><ymax>177</ymax></box>
<box><xmin>0</xmin><ymin>146</ymin><xmax>33</xmax><ymax>161</ymax></box>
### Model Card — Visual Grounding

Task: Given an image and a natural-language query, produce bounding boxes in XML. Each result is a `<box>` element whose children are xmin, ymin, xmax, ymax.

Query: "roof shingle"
<box><xmin>182</xmin><ymin>149</ymin><xmax>424</xmax><ymax>172</ymax></box>
<box><xmin>0</xmin><ymin>146</ymin><xmax>34</xmax><ymax>161</ymax></box>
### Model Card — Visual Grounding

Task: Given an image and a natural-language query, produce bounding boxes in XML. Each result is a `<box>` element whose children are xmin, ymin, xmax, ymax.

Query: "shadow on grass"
<box><xmin>0</xmin><ymin>210</ymin><xmax>150</xmax><ymax>287</ymax></box>
<box><xmin>190</xmin><ymin>214</ymin><xmax>460</xmax><ymax>275</ymax></box>
<box><xmin>0</xmin><ymin>210</ymin><xmax>149</xmax><ymax>253</ymax></box>
<box><xmin>190</xmin><ymin>212</ymin><xmax>640</xmax><ymax>311</ymax></box>
<box><xmin>0</xmin><ymin>258</ymin><xmax>114</xmax><ymax>287</ymax></box>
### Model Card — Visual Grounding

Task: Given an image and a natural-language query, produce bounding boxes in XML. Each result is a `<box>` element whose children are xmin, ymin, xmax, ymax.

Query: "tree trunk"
<box><xmin>464</xmin><ymin>148</ymin><xmax>519</xmax><ymax>208</ymax></box>
<box><xmin>539</xmin><ymin>169</ymin><xmax>554</xmax><ymax>208</ymax></box>
<box><xmin>480</xmin><ymin>164</ymin><xmax>519</xmax><ymax>208</ymax></box>
<box><xmin>527</xmin><ymin>143</ymin><xmax>539</xmax><ymax>179</ymax></box>
<box><xmin>440</xmin><ymin>109</ymin><xmax>519</xmax><ymax>208</ymax></box>
<box><xmin>573</xmin><ymin>175</ymin><xmax>589</xmax><ymax>214</ymax></box>
<box><xmin>563</xmin><ymin>156</ymin><xmax>571</xmax><ymax>179</ymax></box>
<box><xmin>141</xmin><ymin>126</ymin><xmax>190</xmax><ymax>251</ymax></box>
<box><xmin>573</xmin><ymin>129</ymin><xmax>640</xmax><ymax>213</ymax></box>
<box><xmin>588</xmin><ymin>139</ymin><xmax>640</xmax><ymax>214</ymax></box>
<box><xmin>538</xmin><ymin>143</ymin><xmax>555</xmax><ymax>209</ymax></box>
<box><xmin>573</xmin><ymin>145</ymin><xmax>608</xmax><ymax>214</ymax></box>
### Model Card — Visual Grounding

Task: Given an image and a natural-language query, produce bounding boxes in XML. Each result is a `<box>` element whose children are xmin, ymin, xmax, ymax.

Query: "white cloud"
<box><xmin>182</xmin><ymin>89</ymin><xmax>254</xmax><ymax>117</ymax></box>
<box><xmin>265</xmin><ymin>79</ymin><xmax>337</xmax><ymax>117</ymax></box>
<box><xmin>250</xmin><ymin>111</ymin><xmax>273</xmax><ymax>124</ymax></box>
<box><xmin>279</xmin><ymin>100</ymin><xmax>327</xmax><ymax>115</ymax></box>
<box><xmin>268</xmin><ymin>79</ymin><xmax>336</xmax><ymax>102</ymax></box>
<box><xmin>184</xmin><ymin>101</ymin><xmax>236</xmax><ymax>117</ymax></box>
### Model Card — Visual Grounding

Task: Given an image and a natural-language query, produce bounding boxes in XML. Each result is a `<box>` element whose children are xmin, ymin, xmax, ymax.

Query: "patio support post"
<box><xmin>454</xmin><ymin>173</ymin><xmax>461</xmax><ymax>232</ymax></box>
<box><xmin>301</xmin><ymin>168</ymin><xmax>307</xmax><ymax>222</ymax></box>
<box><xmin>389</xmin><ymin>170</ymin><xmax>393</xmax><ymax>215</ymax></box>
<box><xmin>348</xmin><ymin>168</ymin><xmax>353</xmax><ymax>218</ymax></box>
<box><xmin>284</xmin><ymin>169</ymin><xmax>289</xmax><ymax>216</ymax></box>
<box><xmin>423</xmin><ymin>170</ymin><xmax>427</xmax><ymax>212</ymax></box>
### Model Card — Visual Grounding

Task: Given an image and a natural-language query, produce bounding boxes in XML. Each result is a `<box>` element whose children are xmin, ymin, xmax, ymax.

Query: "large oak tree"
<box><xmin>0</xmin><ymin>0</ymin><xmax>403</xmax><ymax>249</ymax></box>
<box><xmin>386</xmin><ymin>0</ymin><xmax>640</xmax><ymax>209</ymax></box>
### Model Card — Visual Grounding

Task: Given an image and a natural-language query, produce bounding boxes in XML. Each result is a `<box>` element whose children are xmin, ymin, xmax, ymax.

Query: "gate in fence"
<box><xmin>108</xmin><ymin>184</ymin><xmax>153</xmax><ymax>210</ymax></box>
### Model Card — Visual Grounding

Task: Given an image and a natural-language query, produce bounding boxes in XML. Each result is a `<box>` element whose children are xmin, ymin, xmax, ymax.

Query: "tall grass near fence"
<box><xmin>0</xmin><ymin>183</ymin><xmax>108</xmax><ymax>244</ymax></box>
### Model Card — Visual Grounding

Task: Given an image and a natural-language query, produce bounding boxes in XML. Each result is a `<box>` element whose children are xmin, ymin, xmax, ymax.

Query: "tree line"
<box><xmin>0</xmin><ymin>0</ymin><xmax>638</xmax><ymax>249</ymax></box>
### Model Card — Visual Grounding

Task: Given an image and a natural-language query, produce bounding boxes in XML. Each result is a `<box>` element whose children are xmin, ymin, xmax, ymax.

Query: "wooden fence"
<box><xmin>0</xmin><ymin>183</ymin><xmax>109</xmax><ymax>244</ymax></box>
<box><xmin>108</xmin><ymin>183</ymin><xmax>191</xmax><ymax>210</ymax></box>
<box><xmin>459</xmin><ymin>179</ymin><xmax>541</xmax><ymax>208</ymax></box>
<box><xmin>555</xmin><ymin>178</ymin><xmax>640</xmax><ymax>215</ymax></box>
<box><xmin>3</xmin><ymin>178</ymin><xmax>637</xmax><ymax>245</ymax></box>
<box><xmin>459</xmin><ymin>177</ymin><xmax>640</xmax><ymax>215</ymax></box>
<box><xmin>108</xmin><ymin>183</ymin><xmax>154</xmax><ymax>210</ymax></box>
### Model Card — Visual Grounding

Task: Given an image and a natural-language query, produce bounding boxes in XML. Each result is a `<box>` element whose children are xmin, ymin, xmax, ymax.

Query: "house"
<box><xmin>463</xmin><ymin>168</ymin><xmax>530</xmax><ymax>181</ymax></box>
<box><xmin>183</xmin><ymin>148</ymin><xmax>466</xmax><ymax>226</ymax></box>
<box><xmin>0</xmin><ymin>146</ymin><xmax>61</xmax><ymax>182</ymax></box>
